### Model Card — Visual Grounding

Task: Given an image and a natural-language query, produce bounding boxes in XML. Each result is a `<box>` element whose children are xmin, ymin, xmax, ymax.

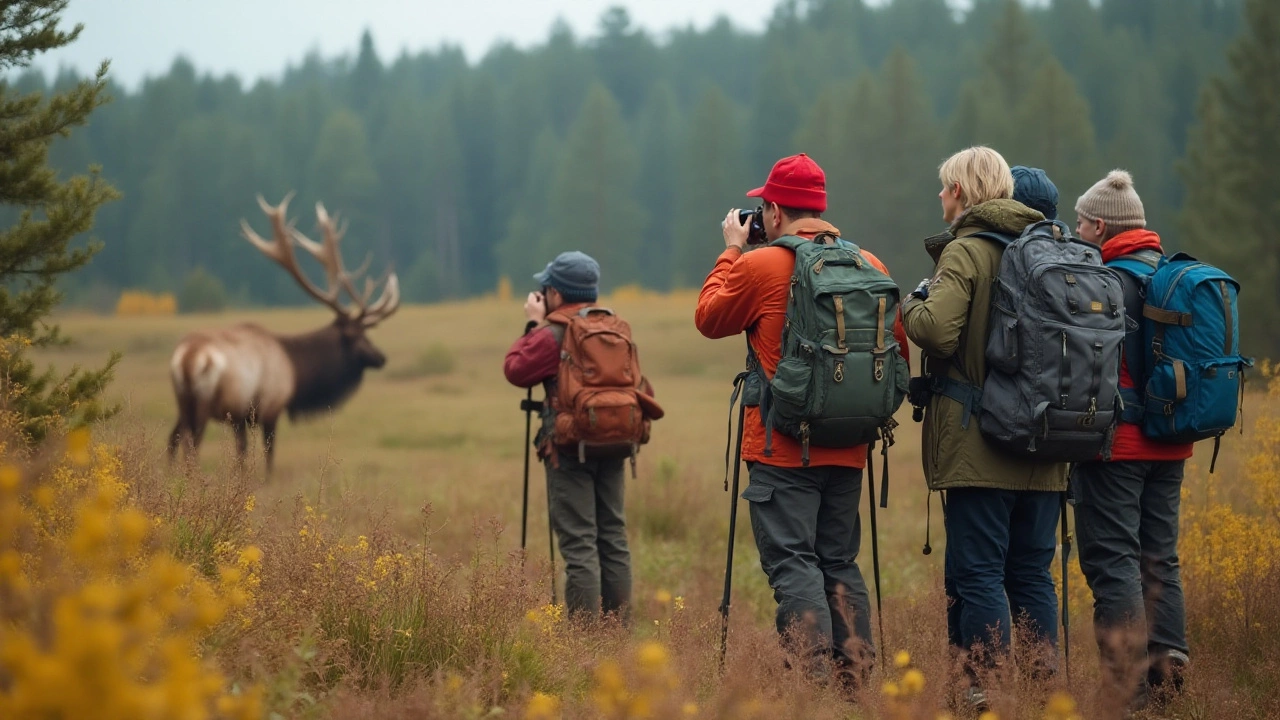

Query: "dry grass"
<box><xmin>14</xmin><ymin>293</ymin><xmax>1278</xmax><ymax>718</ymax></box>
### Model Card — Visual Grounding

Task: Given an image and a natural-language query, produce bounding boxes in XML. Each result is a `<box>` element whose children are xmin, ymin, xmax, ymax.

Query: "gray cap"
<box><xmin>533</xmin><ymin>251</ymin><xmax>599</xmax><ymax>303</ymax></box>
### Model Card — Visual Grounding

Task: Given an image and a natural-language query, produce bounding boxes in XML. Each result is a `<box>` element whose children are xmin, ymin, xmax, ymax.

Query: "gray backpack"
<box><xmin>976</xmin><ymin>219</ymin><xmax>1126</xmax><ymax>461</ymax></box>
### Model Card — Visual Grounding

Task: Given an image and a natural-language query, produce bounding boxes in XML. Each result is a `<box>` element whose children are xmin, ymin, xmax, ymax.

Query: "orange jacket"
<box><xmin>695</xmin><ymin>219</ymin><xmax>910</xmax><ymax>468</ymax></box>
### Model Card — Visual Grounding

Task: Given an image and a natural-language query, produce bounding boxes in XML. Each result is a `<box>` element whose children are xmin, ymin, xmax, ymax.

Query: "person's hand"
<box><xmin>524</xmin><ymin>291</ymin><xmax>547</xmax><ymax>323</ymax></box>
<box><xmin>910</xmin><ymin>277</ymin><xmax>932</xmax><ymax>300</ymax></box>
<box><xmin>722</xmin><ymin>209</ymin><xmax>749</xmax><ymax>251</ymax></box>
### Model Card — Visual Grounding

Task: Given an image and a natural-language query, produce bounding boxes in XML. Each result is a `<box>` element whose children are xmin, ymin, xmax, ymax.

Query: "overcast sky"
<box><xmin>33</xmin><ymin>0</ymin><xmax>792</xmax><ymax>90</ymax></box>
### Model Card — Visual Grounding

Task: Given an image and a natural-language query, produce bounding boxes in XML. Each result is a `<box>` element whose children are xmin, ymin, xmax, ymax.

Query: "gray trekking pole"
<box><xmin>1060</xmin><ymin>490</ymin><xmax>1072</xmax><ymax>680</ymax></box>
<box><xmin>719</xmin><ymin>373</ymin><xmax>748</xmax><ymax>673</ymax></box>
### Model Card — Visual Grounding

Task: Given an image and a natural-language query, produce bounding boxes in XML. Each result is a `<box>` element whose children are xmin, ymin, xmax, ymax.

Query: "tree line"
<box><xmin>18</xmin><ymin>1</ymin><xmax>1250</xmax><ymax>317</ymax></box>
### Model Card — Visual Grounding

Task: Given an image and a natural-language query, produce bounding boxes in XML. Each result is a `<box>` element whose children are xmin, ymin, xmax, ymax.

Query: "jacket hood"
<box><xmin>954</xmin><ymin>199</ymin><xmax>1045</xmax><ymax>237</ymax></box>
<box><xmin>923</xmin><ymin>199</ymin><xmax>1045</xmax><ymax>264</ymax></box>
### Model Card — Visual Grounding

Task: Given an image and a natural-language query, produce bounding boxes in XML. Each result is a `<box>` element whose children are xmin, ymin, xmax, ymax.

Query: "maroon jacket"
<box><xmin>503</xmin><ymin>302</ymin><xmax>593</xmax><ymax>388</ymax></box>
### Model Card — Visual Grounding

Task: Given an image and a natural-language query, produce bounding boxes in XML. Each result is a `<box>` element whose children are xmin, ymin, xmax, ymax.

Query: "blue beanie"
<box><xmin>533</xmin><ymin>251</ymin><xmax>599</xmax><ymax>303</ymax></box>
<box><xmin>1011</xmin><ymin>165</ymin><xmax>1059</xmax><ymax>220</ymax></box>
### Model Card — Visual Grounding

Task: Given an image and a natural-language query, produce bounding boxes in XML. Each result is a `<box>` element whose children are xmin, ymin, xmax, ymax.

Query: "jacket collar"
<box><xmin>779</xmin><ymin>217</ymin><xmax>841</xmax><ymax>240</ymax></box>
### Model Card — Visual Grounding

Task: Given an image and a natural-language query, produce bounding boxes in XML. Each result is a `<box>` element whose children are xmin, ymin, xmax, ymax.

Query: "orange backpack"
<box><xmin>545</xmin><ymin>306</ymin><xmax>663</xmax><ymax>473</ymax></box>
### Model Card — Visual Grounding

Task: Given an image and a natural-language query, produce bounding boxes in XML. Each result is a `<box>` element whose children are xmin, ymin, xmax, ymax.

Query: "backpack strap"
<box><xmin>968</xmin><ymin>231</ymin><xmax>1018</xmax><ymax>248</ymax></box>
<box><xmin>929</xmin><ymin>375</ymin><xmax>984</xmax><ymax>430</ymax></box>
<box><xmin>1107</xmin><ymin>251</ymin><xmax>1161</xmax><ymax>424</ymax></box>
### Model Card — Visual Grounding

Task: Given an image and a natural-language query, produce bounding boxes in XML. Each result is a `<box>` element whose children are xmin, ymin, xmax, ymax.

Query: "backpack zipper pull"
<box><xmin>834</xmin><ymin>360</ymin><xmax>844</xmax><ymax>383</ymax></box>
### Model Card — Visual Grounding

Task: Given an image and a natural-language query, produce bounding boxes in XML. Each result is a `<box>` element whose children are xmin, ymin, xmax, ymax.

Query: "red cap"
<box><xmin>746</xmin><ymin>153</ymin><xmax>827</xmax><ymax>212</ymax></box>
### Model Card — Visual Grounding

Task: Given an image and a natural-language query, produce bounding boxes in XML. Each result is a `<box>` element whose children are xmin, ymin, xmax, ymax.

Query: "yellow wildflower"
<box><xmin>65</xmin><ymin>428</ymin><xmax>91</xmax><ymax>466</ymax></box>
<box><xmin>0</xmin><ymin>465</ymin><xmax>19</xmax><ymax>493</ymax></box>
<box><xmin>637</xmin><ymin>640</ymin><xmax>669</xmax><ymax>672</ymax></box>
<box><xmin>894</xmin><ymin>649</ymin><xmax>911</xmax><ymax>668</ymax></box>
<box><xmin>901</xmin><ymin>668</ymin><xmax>925</xmax><ymax>695</ymax></box>
<box><xmin>526</xmin><ymin>691</ymin><xmax>562</xmax><ymax>720</ymax></box>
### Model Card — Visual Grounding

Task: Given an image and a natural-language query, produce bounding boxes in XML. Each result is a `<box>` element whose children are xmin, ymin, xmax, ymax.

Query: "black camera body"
<box><xmin>737</xmin><ymin>206</ymin><xmax>767</xmax><ymax>245</ymax></box>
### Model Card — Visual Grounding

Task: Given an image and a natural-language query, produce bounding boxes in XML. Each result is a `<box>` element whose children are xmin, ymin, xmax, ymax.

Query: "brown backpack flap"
<box><xmin>546</xmin><ymin>306</ymin><xmax>661</xmax><ymax>450</ymax></box>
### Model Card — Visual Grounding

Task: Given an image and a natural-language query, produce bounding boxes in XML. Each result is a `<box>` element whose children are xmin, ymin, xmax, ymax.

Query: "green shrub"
<box><xmin>178</xmin><ymin>267</ymin><xmax>228</xmax><ymax>313</ymax></box>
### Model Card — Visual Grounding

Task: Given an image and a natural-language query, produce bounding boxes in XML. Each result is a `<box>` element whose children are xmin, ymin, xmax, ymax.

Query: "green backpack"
<box><xmin>758</xmin><ymin>232</ymin><xmax>909</xmax><ymax>467</ymax></box>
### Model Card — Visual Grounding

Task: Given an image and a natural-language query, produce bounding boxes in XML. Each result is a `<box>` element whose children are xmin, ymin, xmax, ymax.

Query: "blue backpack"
<box><xmin>1109</xmin><ymin>251</ymin><xmax>1253</xmax><ymax>469</ymax></box>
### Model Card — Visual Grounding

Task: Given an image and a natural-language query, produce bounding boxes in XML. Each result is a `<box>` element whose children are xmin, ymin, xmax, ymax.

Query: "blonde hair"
<box><xmin>938</xmin><ymin>146</ymin><xmax>1015</xmax><ymax>209</ymax></box>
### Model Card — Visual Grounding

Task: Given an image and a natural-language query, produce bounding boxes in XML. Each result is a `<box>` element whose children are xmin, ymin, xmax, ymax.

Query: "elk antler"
<box><xmin>240</xmin><ymin>193</ymin><xmax>347</xmax><ymax>316</ymax></box>
<box><xmin>240</xmin><ymin>193</ymin><xmax>401</xmax><ymax>326</ymax></box>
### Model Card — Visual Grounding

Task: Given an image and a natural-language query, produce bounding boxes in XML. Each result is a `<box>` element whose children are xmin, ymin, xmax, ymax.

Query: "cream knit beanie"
<box><xmin>1074</xmin><ymin>169</ymin><xmax>1146</xmax><ymax>230</ymax></box>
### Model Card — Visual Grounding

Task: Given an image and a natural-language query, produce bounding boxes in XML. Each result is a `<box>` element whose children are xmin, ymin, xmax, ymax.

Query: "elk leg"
<box><xmin>233</xmin><ymin>418</ymin><xmax>250</xmax><ymax>467</ymax></box>
<box><xmin>188</xmin><ymin>412</ymin><xmax>210</xmax><ymax>463</ymax></box>
<box><xmin>167</xmin><ymin>419</ymin><xmax>185</xmax><ymax>464</ymax></box>
<box><xmin>262</xmin><ymin>419</ymin><xmax>278</xmax><ymax>478</ymax></box>
<box><xmin>170</xmin><ymin>391</ymin><xmax>197</xmax><ymax>465</ymax></box>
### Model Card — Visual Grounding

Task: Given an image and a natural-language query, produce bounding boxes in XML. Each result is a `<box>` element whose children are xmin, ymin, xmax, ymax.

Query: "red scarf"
<box><xmin>1101</xmin><ymin>229</ymin><xmax>1163</xmax><ymax>263</ymax></box>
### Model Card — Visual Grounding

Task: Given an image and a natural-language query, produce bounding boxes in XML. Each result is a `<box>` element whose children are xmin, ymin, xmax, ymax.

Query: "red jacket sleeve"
<box><xmin>695</xmin><ymin>248</ymin><xmax>759</xmax><ymax>339</ymax></box>
<box><xmin>503</xmin><ymin>324</ymin><xmax>561</xmax><ymax>388</ymax></box>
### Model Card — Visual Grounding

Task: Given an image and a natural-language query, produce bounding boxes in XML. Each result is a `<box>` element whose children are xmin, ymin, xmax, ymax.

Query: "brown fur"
<box><xmin>168</xmin><ymin>317</ymin><xmax>387</xmax><ymax>475</ymax></box>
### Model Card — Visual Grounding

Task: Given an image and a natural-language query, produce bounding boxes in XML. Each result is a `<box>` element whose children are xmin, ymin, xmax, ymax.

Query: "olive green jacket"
<box><xmin>902</xmin><ymin>199</ymin><xmax>1070</xmax><ymax>492</ymax></box>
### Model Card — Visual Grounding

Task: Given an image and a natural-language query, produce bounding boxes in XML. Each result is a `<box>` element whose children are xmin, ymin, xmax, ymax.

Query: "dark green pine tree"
<box><xmin>635</xmin><ymin>82</ymin><xmax>683</xmax><ymax>289</ymax></box>
<box><xmin>1008</xmin><ymin>57</ymin><xmax>1099</xmax><ymax>207</ymax></box>
<box><xmin>0</xmin><ymin>1</ymin><xmax>121</xmax><ymax>444</ymax></box>
<box><xmin>671</xmin><ymin>86</ymin><xmax>745</xmax><ymax>289</ymax></box>
<box><xmin>1180</xmin><ymin>0</ymin><xmax>1280</xmax><ymax>358</ymax></box>
<box><xmin>541</xmin><ymin>84</ymin><xmax>644</xmax><ymax>289</ymax></box>
<box><xmin>497</xmin><ymin>128</ymin><xmax>561</xmax><ymax>287</ymax></box>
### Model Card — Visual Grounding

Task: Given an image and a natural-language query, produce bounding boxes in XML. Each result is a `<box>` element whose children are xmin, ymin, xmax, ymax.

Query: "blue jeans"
<box><xmin>944</xmin><ymin>487</ymin><xmax>1060</xmax><ymax>678</ymax></box>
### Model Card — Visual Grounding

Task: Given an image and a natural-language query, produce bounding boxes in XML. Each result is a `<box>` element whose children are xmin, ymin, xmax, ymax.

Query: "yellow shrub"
<box><xmin>0</xmin><ymin>429</ymin><xmax>262</xmax><ymax>718</ymax></box>
<box><xmin>115</xmin><ymin>290</ymin><xmax>177</xmax><ymax>317</ymax></box>
<box><xmin>1182</xmin><ymin>369</ymin><xmax>1280</xmax><ymax>631</ymax></box>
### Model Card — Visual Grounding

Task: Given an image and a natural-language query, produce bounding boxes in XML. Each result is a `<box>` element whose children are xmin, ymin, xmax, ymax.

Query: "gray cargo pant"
<box><xmin>1071</xmin><ymin>460</ymin><xmax>1188</xmax><ymax>690</ymax></box>
<box><xmin>547</xmin><ymin>452</ymin><xmax>631</xmax><ymax>621</ymax></box>
<box><xmin>742</xmin><ymin>462</ymin><xmax>874</xmax><ymax>675</ymax></box>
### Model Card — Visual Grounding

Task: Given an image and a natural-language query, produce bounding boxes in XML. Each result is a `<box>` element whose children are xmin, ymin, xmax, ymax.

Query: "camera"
<box><xmin>737</xmin><ymin>206</ymin><xmax>766</xmax><ymax>245</ymax></box>
<box><xmin>908</xmin><ymin>376</ymin><xmax>933</xmax><ymax>423</ymax></box>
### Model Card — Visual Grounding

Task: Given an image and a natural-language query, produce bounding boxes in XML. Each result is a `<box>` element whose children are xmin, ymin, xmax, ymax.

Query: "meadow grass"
<box><xmin>9</xmin><ymin>292</ymin><xmax>1277</xmax><ymax>718</ymax></box>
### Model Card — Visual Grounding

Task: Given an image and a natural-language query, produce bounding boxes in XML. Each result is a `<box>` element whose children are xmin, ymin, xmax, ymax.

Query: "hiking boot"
<box><xmin>966</xmin><ymin>685</ymin><xmax>990</xmax><ymax>711</ymax></box>
<box><xmin>948</xmin><ymin>685</ymin><xmax>989</xmax><ymax>717</ymax></box>
<box><xmin>1147</xmin><ymin>649</ymin><xmax>1189</xmax><ymax>703</ymax></box>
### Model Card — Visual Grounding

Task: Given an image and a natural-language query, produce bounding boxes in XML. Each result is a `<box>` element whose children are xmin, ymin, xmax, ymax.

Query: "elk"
<box><xmin>168</xmin><ymin>193</ymin><xmax>401</xmax><ymax>474</ymax></box>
